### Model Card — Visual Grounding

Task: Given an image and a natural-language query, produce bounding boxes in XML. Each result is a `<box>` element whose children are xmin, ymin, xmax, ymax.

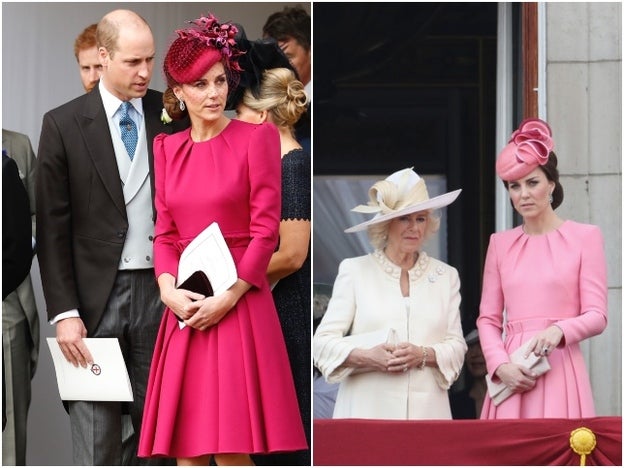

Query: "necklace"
<box><xmin>384</xmin><ymin>249</ymin><xmax>419</xmax><ymax>270</ymax></box>
<box><xmin>373</xmin><ymin>250</ymin><xmax>430</xmax><ymax>282</ymax></box>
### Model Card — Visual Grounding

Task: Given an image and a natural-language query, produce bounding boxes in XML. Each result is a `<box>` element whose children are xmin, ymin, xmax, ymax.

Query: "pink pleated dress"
<box><xmin>138</xmin><ymin>121</ymin><xmax>307</xmax><ymax>458</ymax></box>
<box><xmin>477</xmin><ymin>221</ymin><xmax>608</xmax><ymax>419</ymax></box>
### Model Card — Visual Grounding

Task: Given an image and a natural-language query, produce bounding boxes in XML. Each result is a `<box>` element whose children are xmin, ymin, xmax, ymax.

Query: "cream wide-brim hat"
<box><xmin>344</xmin><ymin>168</ymin><xmax>462</xmax><ymax>233</ymax></box>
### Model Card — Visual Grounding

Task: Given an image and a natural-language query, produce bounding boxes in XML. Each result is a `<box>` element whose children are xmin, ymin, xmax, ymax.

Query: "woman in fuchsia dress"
<box><xmin>138</xmin><ymin>15</ymin><xmax>306</xmax><ymax>465</ymax></box>
<box><xmin>477</xmin><ymin>118</ymin><xmax>608</xmax><ymax>419</ymax></box>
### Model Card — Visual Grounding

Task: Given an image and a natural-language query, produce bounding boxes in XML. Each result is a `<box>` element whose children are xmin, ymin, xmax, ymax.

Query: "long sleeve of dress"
<box><xmin>477</xmin><ymin>234</ymin><xmax>509</xmax><ymax>378</ymax></box>
<box><xmin>553</xmin><ymin>225</ymin><xmax>608</xmax><ymax>345</ymax></box>
<box><xmin>235</xmin><ymin>123</ymin><xmax>281</xmax><ymax>288</ymax></box>
<box><xmin>153</xmin><ymin>133</ymin><xmax>180</xmax><ymax>278</ymax></box>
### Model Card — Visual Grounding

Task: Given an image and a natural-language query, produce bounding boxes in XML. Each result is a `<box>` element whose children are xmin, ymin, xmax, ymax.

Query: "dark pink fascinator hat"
<box><xmin>496</xmin><ymin>118</ymin><xmax>554</xmax><ymax>181</ymax></box>
<box><xmin>164</xmin><ymin>14</ymin><xmax>243</xmax><ymax>87</ymax></box>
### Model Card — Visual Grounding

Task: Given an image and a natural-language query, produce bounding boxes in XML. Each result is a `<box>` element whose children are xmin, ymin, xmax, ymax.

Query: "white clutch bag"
<box><xmin>485</xmin><ymin>339</ymin><xmax>551</xmax><ymax>406</ymax></box>
<box><xmin>342</xmin><ymin>327</ymin><xmax>398</xmax><ymax>349</ymax></box>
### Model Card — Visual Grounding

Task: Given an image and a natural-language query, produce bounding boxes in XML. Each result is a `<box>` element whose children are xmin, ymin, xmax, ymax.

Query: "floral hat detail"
<box><xmin>163</xmin><ymin>14</ymin><xmax>243</xmax><ymax>87</ymax></box>
<box><xmin>344</xmin><ymin>168</ymin><xmax>462</xmax><ymax>233</ymax></box>
<box><xmin>496</xmin><ymin>118</ymin><xmax>554</xmax><ymax>181</ymax></box>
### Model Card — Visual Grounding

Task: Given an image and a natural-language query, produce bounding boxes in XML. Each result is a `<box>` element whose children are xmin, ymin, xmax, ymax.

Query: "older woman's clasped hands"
<box><xmin>386</xmin><ymin>342</ymin><xmax>429</xmax><ymax>373</ymax></box>
<box><xmin>345</xmin><ymin>341</ymin><xmax>422</xmax><ymax>374</ymax></box>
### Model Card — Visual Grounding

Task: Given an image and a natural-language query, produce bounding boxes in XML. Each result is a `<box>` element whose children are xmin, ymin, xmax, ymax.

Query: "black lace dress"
<box><xmin>256</xmin><ymin>148</ymin><xmax>311</xmax><ymax>466</ymax></box>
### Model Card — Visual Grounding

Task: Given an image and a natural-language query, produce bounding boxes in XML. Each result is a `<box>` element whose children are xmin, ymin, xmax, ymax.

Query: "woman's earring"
<box><xmin>549</xmin><ymin>192</ymin><xmax>554</xmax><ymax>204</ymax></box>
<box><xmin>179</xmin><ymin>99</ymin><xmax>186</xmax><ymax>111</ymax></box>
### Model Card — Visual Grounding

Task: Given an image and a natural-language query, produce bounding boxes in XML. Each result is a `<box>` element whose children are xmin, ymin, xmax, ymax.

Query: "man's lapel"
<box><xmin>80</xmin><ymin>88</ymin><xmax>126</xmax><ymax>218</ymax></box>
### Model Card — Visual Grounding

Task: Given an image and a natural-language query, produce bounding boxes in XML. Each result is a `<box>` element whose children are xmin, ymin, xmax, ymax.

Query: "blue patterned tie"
<box><xmin>119</xmin><ymin>101</ymin><xmax>138</xmax><ymax>160</ymax></box>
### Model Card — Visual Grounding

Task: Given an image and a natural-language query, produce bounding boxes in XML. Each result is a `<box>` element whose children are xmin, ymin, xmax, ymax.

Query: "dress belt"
<box><xmin>224</xmin><ymin>235</ymin><xmax>251</xmax><ymax>249</ymax></box>
<box><xmin>505</xmin><ymin>317</ymin><xmax>557</xmax><ymax>334</ymax></box>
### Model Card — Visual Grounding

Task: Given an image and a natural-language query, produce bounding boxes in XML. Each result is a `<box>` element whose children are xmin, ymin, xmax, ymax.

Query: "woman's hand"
<box><xmin>524</xmin><ymin>325</ymin><xmax>564</xmax><ymax>358</ymax></box>
<box><xmin>495</xmin><ymin>362</ymin><xmax>538</xmax><ymax>394</ymax></box>
<box><xmin>387</xmin><ymin>342</ymin><xmax>417</xmax><ymax>373</ymax></box>
<box><xmin>345</xmin><ymin>344</ymin><xmax>397</xmax><ymax>374</ymax></box>
<box><xmin>158</xmin><ymin>273</ymin><xmax>205</xmax><ymax>321</ymax></box>
<box><xmin>181</xmin><ymin>279</ymin><xmax>250</xmax><ymax>331</ymax></box>
<box><xmin>161</xmin><ymin>287</ymin><xmax>205</xmax><ymax>321</ymax></box>
<box><xmin>182</xmin><ymin>291</ymin><xmax>237</xmax><ymax>331</ymax></box>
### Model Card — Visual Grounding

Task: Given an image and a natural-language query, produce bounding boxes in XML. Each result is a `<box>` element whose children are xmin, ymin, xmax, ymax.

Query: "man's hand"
<box><xmin>56</xmin><ymin>317</ymin><xmax>92</xmax><ymax>367</ymax></box>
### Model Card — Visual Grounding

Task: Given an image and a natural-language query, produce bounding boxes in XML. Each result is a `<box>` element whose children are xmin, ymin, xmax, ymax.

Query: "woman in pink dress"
<box><xmin>477</xmin><ymin>118</ymin><xmax>608</xmax><ymax>419</ymax></box>
<box><xmin>137</xmin><ymin>15</ymin><xmax>307</xmax><ymax>465</ymax></box>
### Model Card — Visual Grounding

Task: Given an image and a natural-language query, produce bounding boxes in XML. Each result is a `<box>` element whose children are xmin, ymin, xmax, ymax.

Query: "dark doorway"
<box><xmin>313</xmin><ymin>2</ymin><xmax>498</xmax><ymax>334</ymax></box>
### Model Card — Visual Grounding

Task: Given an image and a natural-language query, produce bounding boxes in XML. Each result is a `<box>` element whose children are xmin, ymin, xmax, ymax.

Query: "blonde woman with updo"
<box><xmin>235</xmin><ymin>65</ymin><xmax>311</xmax><ymax>466</ymax></box>
<box><xmin>313</xmin><ymin>168</ymin><xmax>467</xmax><ymax>420</ymax></box>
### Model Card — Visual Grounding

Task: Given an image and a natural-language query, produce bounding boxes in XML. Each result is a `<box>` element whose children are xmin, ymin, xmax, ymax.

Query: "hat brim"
<box><xmin>344</xmin><ymin>189</ymin><xmax>462</xmax><ymax>233</ymax></box>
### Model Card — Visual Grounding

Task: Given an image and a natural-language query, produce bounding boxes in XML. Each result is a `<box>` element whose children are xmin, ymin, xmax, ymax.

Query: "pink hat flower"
<box><xmin>496</xmin><ymin>118</ymin><xmax>555</xmax><ymax>181</ymax></box>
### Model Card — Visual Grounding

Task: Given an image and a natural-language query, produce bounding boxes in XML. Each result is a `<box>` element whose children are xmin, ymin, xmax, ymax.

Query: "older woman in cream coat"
<box><xmin>313</xmin><ymin>168</ymin><xmax>467</xmax><ymax>419</ymax></box>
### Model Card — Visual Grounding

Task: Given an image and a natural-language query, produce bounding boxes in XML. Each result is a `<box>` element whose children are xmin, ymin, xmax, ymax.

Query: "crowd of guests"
<box><xmin>2</xmin><ymin>3</ymin><xmax>611</xmax><ymax>467</ymax></box>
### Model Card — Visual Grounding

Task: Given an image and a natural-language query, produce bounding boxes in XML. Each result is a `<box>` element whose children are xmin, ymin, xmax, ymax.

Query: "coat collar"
<box><xmin>370</xmin><ymin>249</ymin><xmax>449</xmax><ymax>285</ymax></box>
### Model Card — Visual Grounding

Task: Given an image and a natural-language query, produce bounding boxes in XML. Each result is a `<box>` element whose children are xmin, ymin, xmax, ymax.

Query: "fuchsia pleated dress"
<box><xmin>138</xmin><ymin>120</ymin><xmax>307</xmax><ymax>458</ymax></box>
<box><xmin>477</xmin><ymin>221</ymin><xmax>608</xmax><ymax>419</ymax></box>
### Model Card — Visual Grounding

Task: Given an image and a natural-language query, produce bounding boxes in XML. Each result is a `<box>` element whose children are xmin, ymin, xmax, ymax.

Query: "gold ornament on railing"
<box><xmin>569</xmin><ymin>427</ymin><xmax>596</xmax><ymax>466</ymax></box>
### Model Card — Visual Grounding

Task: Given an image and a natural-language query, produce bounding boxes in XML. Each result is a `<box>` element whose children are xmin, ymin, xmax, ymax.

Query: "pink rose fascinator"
<box><xmin>496</xmin><ymin>118</ymin><xmax>555</xmax><ymax>181</ymax></box>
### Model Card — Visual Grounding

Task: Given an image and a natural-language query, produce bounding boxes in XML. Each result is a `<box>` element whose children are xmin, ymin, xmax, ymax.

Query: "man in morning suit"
<box><xmin>2</xmin><ymin>129</ymin><xmax>39</xmax><ymax>466</ymax></box>
<box><xmin>36</xmin><ymin>9</ymin><xmax>183</xmax><ymax>465</ymax></box>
